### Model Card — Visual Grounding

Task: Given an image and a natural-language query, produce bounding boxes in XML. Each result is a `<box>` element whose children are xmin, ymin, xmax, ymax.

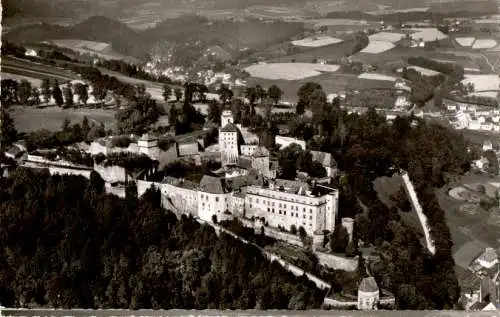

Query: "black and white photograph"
<box><xmin>0</xmin><ymin>0</ymin><xmax>499</xmax><ymax>316</ymax></box>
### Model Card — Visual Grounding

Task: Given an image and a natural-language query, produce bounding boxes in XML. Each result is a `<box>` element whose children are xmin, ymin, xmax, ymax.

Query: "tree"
<box><xmin>18</xmin><ymin>80</ymin><xmax>32</xmax><ymax>104</ymax></box>
<box><xmin>298</xmin><ymin>226</ymin><xmax>307</xmax><ymax>240</ymax></box>
<box><xmin>484</xmin><ymin>150</ymin><xmax>499</xmax><ymax>175</ymax></box>
<box><xmin>297</xmin><ymin>82</ymin><xmax>322</xmax><ymax>106</ymax></box>
<box><xmin>309</xmin><ymin>88</ymin><xmax>327</xmax><ymax>116</ymax></box>
<box><xmin>267</xmin><ymin>84</ymin><xmax>283</xmax><ymax>105</ymax></box>
<box><xmin>245</xmin><ymin>87</ymin><xmax>258</xmax><ymax>105</ymax></box>
<box><xmin>92</xmin><ymin>84</ymin><xmax>107</xmax><ymax>101</ymax></box>
<box><xmin>52</xmin><ymin>81</ymin><xmax>63</xmax><ymax>106</ymax></box>
<box><xmin>163</xmin><ymin>84</ymin><xmax>171</xmax><ymax>103</ymax></box>
<box><xmin>207</xmin><ymin>101</ymin><xmax>221</xmax><ymax>125</ymax></box>
<box><xmin>41</xmin><ymin>78</ymin><xmax>51</xmax><ymax>102</ymax></box>
<box><xmin>0</xmin><ymin>108</ymin><xmax>17</xmax><ymax>148</ymax></box>
<box><xmin>296</xmin><ymin>99</ymin><xmax>305</xmax><ymax>115</ymax></box>
<box><xmin>86</xmin><ymin>124</ymin><xmax>105</xmax><ymax>142</ymax></box>
<box><xmin>218</xmin><ymin>84</ymin><xmax>233</xmax><ymax>105</ymax></box>
<box><xmin>82</xmin><ymin>116</ymin><xmax>90</xmax><ymax>137</ymax></box>
<box><xmin>31</xmin><ymin>87</ymin><xmax>41</xmax><ymax>106</ymax></box>
<box><xmin>330</xmin><ymin>225</ymin><xmax>349</xmax><ymax>253</ymax></box>
<box><xmin>63</xmin><ymin>85</ymin><xmax>73</xmax><ymax>107</ymax></box>
<box><xmin>231</xmin><ymin>98</ymin><xmax>243</xmax><ymax>123</ymax></box>
<box><xmin>62</xmin><ymin>118</ymin><xmax>71</xmax><ymax>133</ymax></box>
<box><xmin>74</xmin><ymin>83</ymin><xmax>89</xmax><ymax>105</ymax></box>
<box><xmin>169</xmin><ymin>105</ymin><xmax>179</xmax><ymax>126</ymax></box>
<box><xmin>290</xmin><ymin>225</ymin><xmax>297</xmax><ymax>235</ymax></box>
<box><xmin>1</xmin><ymin>79</ymin><xmax>19</xmax><ymax>105</ymax></box>
<box><xmin>174</xmin><ymin>87</ymin><xmax>183</xmax><ymax>102</ymax></box>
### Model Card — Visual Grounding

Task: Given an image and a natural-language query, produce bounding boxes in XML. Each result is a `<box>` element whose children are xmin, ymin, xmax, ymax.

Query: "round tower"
<box><xmin>342</xmin><ymin>217</ymin><xmax>354</xmax><ymax>243</ymax></box>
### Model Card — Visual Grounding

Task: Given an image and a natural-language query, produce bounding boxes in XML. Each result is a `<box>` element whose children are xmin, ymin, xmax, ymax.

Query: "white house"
<box><xmin>475</xmin><ymin>247</ymin><xmax>499</xmax><ymax>269</ymax></box>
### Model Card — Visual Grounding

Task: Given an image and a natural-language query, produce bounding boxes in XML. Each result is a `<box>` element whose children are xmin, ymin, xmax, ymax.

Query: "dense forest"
<box><xmin>0</xmin><ymin>168</ymin><xmax>326</xmax><ymax>309</ymax></box>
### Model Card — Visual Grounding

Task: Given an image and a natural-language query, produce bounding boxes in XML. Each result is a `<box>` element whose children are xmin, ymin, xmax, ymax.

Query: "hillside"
<box><xmin>2</xmin><ymin>0</ymin><xmax>75</xmax><ymax>18</ymax></box>
<box><xmin>4</xmin><ymin>15</ymin><xmax>304</xmax><ymax>61</ymax></box>
<box><xmin>0</xmin><ymin>168</ymin><xmax>326</xmax><ymax>309</ymax></box>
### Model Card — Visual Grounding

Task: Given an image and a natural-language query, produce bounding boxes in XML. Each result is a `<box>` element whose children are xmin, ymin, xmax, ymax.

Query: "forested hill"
<box><xmin>3</xmin><ymin>15</ymin><xmax>304</xmax><ymax>61</ymax></box>
<box><xmin>0</xmin><ymin>168</ymin><xmax>325</xmax><ymax>309</ymax></box>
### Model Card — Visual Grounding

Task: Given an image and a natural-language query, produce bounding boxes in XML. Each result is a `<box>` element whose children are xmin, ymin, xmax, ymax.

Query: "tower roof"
<box><xmin>359</xmin><ymin>277</ymin><xmax>379</xmax><ymax>293</ymax></box>
<box><xmin>221</xmin><ymin>122</ymin><xmax>238</xmax><ymax>132</ymax></box>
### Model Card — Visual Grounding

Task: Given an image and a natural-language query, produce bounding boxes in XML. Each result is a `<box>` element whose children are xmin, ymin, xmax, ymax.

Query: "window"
<box><xmin>310</xmin><ymin>209</ymin><xmax>312</xmax><ymax>213</ymax></box>
<box><xmin>303</xmin><ymin>215</ymin><xmax>306</xmax><ymax>219</ymax></box>
<box><xmin>296</xmin><ymin>214</ymin><xmax>298</xmax><ymax>218</ymax></box>
<box><xmin>303</xmin><ymin>207</ymin><xmax>305</xmax><ymax>212</ymax></box>
<box><xmin>272</xmin><ymin>209</ymin><xmax>275</xmax><ymax>213</ymax></box>
<box><xmin>256</xmin><ymin>198</ymin><xmax>259</xmax><ymax>203</ymax></box>
<box><xmin>309</xmin><ymin>216</ymin><xmax>312</xmax><ymax>220</ymax></box>
<box><xmin>279</xmin><ymin>211</ymin><xmax>282</xmax><ymax>214</ymax></box>
<box><xmin>284</xmin><ymin>211</ymin><xmax>286</xmax><ymax>215</ymax></box>
<box><xmin>216</xmin><ymin>197</ymin><xmax>219</xmax><ymax>202</ymax></box>
<box><xmin>267</xmin><ymin>208</ymin><xmax>270</xmax><ymax>212</ymax></box>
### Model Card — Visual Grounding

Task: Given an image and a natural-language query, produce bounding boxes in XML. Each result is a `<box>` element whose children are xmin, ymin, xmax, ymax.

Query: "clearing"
<box><xmin>461</xmin><ymin>74</ymin><xmax>500</xmax><ymax>98</ymax></box>
<box><xmin>9</xmin><ymin>106</ymin><xmax>116</xmax><ymax>133</ymax></box>
<box><xmin>244</xmin><ymin>63</ymin><xmax>340</xmax><ymax>80</ymax></box>
<box><xmin>368</xmin><ymin>32</ymin><xmax>406</xmax><ymax>43</ymax></box>
<box><xmin>1</xmin><ymin>72</ymin><xmax>42</xmax><ymax>87</ymax></box>
<box><xmin>1</xmin><ymin>56</ymin><xmax>79</xmax><ymax>84</ymax></box>
<box><xmin>357</xmin><ymin>73</ymin><xmax>397</xmax><ymax>82</ymax></box>
<box><xmin>455</xmin><ymin>37</ymin><xmax>476</xmax><ymax>47</ymax></box>
<box><xmin>472</xmin><ymin>39</ymin><xmax>498</xmax><ymax>50</ymax></box>
<box><xmin>360</xmin><ymin>41</ymin><xmax>395</xmax><ymax>54</ymax></box>
<box><xmin>270</xmin><ymin>39</ymin><xmax>357</xmax><ymax>63</ymax></box>
<box><xmin>397</xmin><ymin>66</ymin><xmax>441</xmax><ymax>76</ymax></box>
<box><xmin>408</xmin><ymin>28</ymin><xmax>448</xmax><ymax>42</ymax></box>
<box><xmin>50</xmin><ymin>39</ymin><xmax>140</xmax><ymax>64</ymax></box>
<box><xmin>291</xmin><ymin>36</ymin><xmax>344</xmax><ymax>47</ymax></box>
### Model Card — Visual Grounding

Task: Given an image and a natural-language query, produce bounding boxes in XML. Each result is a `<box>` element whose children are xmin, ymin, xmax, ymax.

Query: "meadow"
<box><xmin>291</xmin><ymin>36</ymin><xmax>344</xmax><ymax>47</ymax></box>
<box><xmin>246</xmin><ymin>72</ymin><xmax>395</xmax><ymax>102</ymax></box>
<box><xmin>396</xmin><ymin>65</ymin><xmax>441</xmax><ymax>76</ymax></box>
<box><xmin>1</xmin><ymin>56</ymin><xmax>79</xmax><ymax>85</ymax></box>
<box><xmin>244</xmin><ymin>63</ymin><xmax>340</xmax><ymax>80</ymax></box>
<box><xmin>360</xmin><ymin>41</ymin><xmax>395</xmax><ymax>54</ymax></box>
<box><xmin>9</xmin><ymin>106</ymin><xmax>116</xmax><ymax>133</ymax></box>
<box><xmin>461</xmin><ymin>74</ymin><xmax>500</xmax><ymax>98</ymax></box>
<box><xmin>270</xmin><ymin>40</ymin><xmax>357</xmax><ymax>63</ymax></box>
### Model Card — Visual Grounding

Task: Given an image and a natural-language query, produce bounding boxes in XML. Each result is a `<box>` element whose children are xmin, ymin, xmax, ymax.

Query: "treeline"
<box><xmin>96</xmin><ymin>59</ymin><xmax>177</xmax><ymax>85</ymax></box>
<box><xmin>24</xmin><ymin>117</ymin><xmax>106</xmax><ymax>151</ymax></box>
<box><xmin>0</xmin><ymin>168</ymin><xmax>326</xmax><ymax>309</ymax></box>
<box><xmin>402</xmin><ymin>68</ymin><xmax>447</xmax><ymax>106</ymax></box>
<box><xmin>407</xmin><ymin>57</ymin><xmax>464</xmax><ymax>80</ymax></box>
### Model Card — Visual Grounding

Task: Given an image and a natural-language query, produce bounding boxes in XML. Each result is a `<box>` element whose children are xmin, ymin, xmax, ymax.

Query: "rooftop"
<box><xmin>252</xmin><ymin>146</ymin><xmax>269</xmax><ymax>158</ymax></box>
<box><xmin>199</xmin><ymin>175</ymin><xmax>231</xmax><ymax>194</ymax></box>
<box><xmin>221</xmin><ymin>122</ymin><xmax>239</xmax><ymax>133</ymax></box>
<box><xmin>359</xmin><ymin>277</ymin><xmax>379</xmax><ymax>293</ymax></box>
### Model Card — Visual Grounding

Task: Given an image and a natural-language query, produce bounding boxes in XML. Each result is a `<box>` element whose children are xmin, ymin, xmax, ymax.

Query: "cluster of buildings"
<box><xmin>137</xmin><ymin>110</ymin><xmax>340</xmax><ymax>237</ymax></box>
<box><xmin>445</xmin><ymin>98</ymin><xmax>500</xmax><ymax>132</ymax></box>
<box><xmin>461</xmin><ymin>247</ymin><xmax>500</xmax><ymax>311</ymax></box>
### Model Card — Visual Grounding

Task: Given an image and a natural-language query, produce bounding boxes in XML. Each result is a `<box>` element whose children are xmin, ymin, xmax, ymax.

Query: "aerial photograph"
<box><xmin>0</xmin><ymin>0</ymin><xmax>499</xmax><ymax>316</ymax></box>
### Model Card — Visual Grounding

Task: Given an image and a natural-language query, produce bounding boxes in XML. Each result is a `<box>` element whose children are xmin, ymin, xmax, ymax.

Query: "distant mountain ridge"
<box><xmin>2</xmin><ymin>0</ymin><xmax>75</xmax><ymax>18</ymax></box>
<box><xmin>4</xmin><ymin>15</ymin><xmax>304</xmax><ymax>62</ymax></box>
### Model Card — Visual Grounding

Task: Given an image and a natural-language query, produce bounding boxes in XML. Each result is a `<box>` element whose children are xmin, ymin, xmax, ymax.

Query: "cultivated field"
<box><xmin>9</xmin><ymin>106</ymin><xmax>116</xmax><ymax>133</ymax></box>
<box><xmin>270</xmin><ymin>39</ymin><xmax>357</xmax><ymax>63</ymax></box>
<box><xmin>455</xmin><ymin>37</ymin><xmax>476</xmax><ymax>47</ymax></box>
<box><xmin>246</xmin><ymin>73</ymin><xmax>394</xmax><ymax>102</ymax></box>
<box><xmin>306</xmin><ymin>19</ymin><xmax>369</xmax><ymax>28</ymax></box>
<box><xmin>1</xmin><ymin>56</ymin><xmax>79</xmax><ymax>84</ymax></box>
<box><xmin>461</xmin><ymin>74</ymin><xmax>500</xmax><ymax>98</ymax></box>
<box><xmin>244</xmin><ymin>63</ymin><xmax>340</xmax><ymax>80</ymax></box>
<box><xmin>397</xmin><ymin>65</ymin><xmax>441</xmax><ymax>76</ymax></box>
<box><xmin>358</xmin><ymin>73</ymin><xmax>397</xmax><ymax>81</ymax></box>
<box><xmin>368</xmin><ymin>32</ymin><xmax>406</xmax><ymax>43</ymax></box>
<box><xmin>472</xmin><ymin>39</ymin><xmax>498</xmax><ymax>49</ymax></box>
<box><xmin>408</xmin><ymin>28</ymin><xmax>448</xmax><ymax>42</ymax></box>
<box><xmin>291</xmin><ymin>36</ymin><xmax>344</xmax><ymax>47</ymax></box>
<box><xmin>50</xmin><ymin>39</ymin><xmax>140</xmax><ymax>64</ymax></box>
<box><xmin>360</xmin><ymin>41</ymin><xmax>395</xmax><ymax>54</ymax></box>
<box><xmin>1</xmin><ymin>72</ymin><xmax>42</xmax><ymax>87</ymax></box>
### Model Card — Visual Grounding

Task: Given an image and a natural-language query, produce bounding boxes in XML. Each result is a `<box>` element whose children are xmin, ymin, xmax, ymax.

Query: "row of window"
<box><xmin>266</xmin><ymin>208</ymin><xmax>313</xmax><ymax>220</ymax></box>
<box><xmin>200</xmin><ymin>194</ymin><xmax>227</xmax><ymax>203</ymax></box>
<box><xmin>249</xmin><ymin>195</ymin><xmax>317</xmax><ymax>206</ymax></box>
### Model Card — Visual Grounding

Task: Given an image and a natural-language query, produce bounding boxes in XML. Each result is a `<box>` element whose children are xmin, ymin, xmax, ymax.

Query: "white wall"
<box><xmin>94</xmin><ymin>164</ymin><xmax>127</xmax><ymax>183</ymax></box>
<box><xmin>198</xmin><ymin>191</ymin><xmax>232</xmax><ymax>222</ymax></box>
<box><xmin>401</xmin><ymin>172</ymin><xmax>436</xmax><ymax>254</ymax></box>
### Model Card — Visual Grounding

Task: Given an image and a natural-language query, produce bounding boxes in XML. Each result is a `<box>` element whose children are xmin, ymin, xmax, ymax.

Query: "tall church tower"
<box><xmin>221</xmin><ymin>110</ymin><xmax>234</xmax><ymax>128</ymax></box>
<box><xmin>219</xmin><ymin>110</ymin><xmax>239</xmax><ymax>165</ymax></box>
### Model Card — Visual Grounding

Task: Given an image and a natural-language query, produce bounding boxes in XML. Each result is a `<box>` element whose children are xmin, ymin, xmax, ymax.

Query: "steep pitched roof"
<box><xmin>476</xmin><ymin>247</ymin><xmax>498</xmax><ymax>265</ymax></box>
<box><xmin>359</xmin><ymin>277</ymin><xmax>379</xmax><ymax>293</ymax></box>
<box><xmin>199</xmin><ymin>175</ymin><xmax>230</xmax><ymax>194</ymax></box>
<box><xmin>221</xmin><ymin>122</ymin><xmax>238</xmax><ymax>133</ymax></box>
